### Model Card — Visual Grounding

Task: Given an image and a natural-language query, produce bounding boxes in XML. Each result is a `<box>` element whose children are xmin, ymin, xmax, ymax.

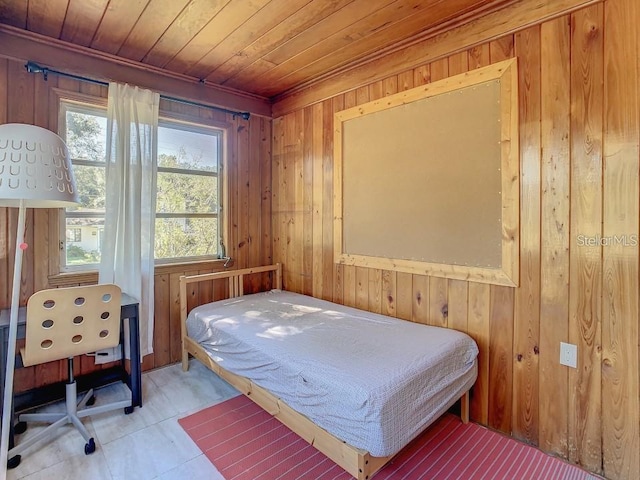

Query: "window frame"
<box><xmin>58</xmin><ymin>98</ymin><xmax>108</xmax><ymax>273</ymax></box>
<box><xmin>154</xmin><ymin>117</ymin><xmax>225</xmax><ymax>265</ymax></box>
<box><xmin>51</xmin><ymin>89</ymin><xmax>231</xmax><ymax>280</ymax></box>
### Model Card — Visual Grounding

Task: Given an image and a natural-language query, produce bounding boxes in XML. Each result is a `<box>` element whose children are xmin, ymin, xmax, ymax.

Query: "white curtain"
<box><xmin>98</xmin><ymin>83</ymin><xmax>159</xmax><ymax>361</ymax></box>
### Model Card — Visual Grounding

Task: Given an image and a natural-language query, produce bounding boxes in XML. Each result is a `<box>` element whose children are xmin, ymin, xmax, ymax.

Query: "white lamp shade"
<box><xmin>0</xmin><ymin>123</ymin><xmax>79</xmax><ymax>208</ymax></box>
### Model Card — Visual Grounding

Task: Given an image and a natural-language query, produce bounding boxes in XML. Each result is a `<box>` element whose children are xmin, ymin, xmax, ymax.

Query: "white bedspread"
<box><xmin>187</xmin><ymin>290</ymin><xmax>478</xmax><ymax>457</ymax></box>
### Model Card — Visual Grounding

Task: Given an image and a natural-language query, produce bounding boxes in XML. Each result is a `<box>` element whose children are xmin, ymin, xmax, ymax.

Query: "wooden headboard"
<box><xmin>179</xmin><ymin>263</ymin><xmax>283</xmax><ymax>363</ymax></box>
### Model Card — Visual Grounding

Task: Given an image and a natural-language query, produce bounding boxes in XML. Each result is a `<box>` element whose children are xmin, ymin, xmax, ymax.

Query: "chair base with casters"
<box><xmin>6</xmin><ymin>284</ymin><xmax>133</xmax><ymax>468</ymax></box>
<box><xmin>8</xmin><ymin>357</ymin><xmax>133</xmax><ymax>467</ymax></box>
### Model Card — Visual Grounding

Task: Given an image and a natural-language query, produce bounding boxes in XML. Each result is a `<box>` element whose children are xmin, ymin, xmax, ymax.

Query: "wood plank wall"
<box><xmin>0</xmin><ymin>57</ymin><xmax>272</xmax><ymax>389</ymax></box>
<box><xmin>271</xmin><ymin>0</ymin><xmax>639</xmax><ymax>478</ymax></box>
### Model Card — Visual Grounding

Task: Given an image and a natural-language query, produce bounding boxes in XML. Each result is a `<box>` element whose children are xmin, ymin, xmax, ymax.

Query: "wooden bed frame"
<box><xmin>180</xmin><ymin>264</ymin><xmax>470</xmax><ymax>480</ymax></box>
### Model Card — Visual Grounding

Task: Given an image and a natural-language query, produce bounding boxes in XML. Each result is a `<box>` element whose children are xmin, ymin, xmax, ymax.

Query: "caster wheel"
<box><xmin>86</xmin><ymin>395</ymin><xmax>96</xmax><ymax>406</ymax></box>
<box><xmin>7</xmin><ymin>455</ymin><xmax>21</xmax><ymax>469</ymax></box>
<box><xmin>84</xmin><ymin>438</ymin><xmax>96</xmax><ymax>455</ymax></box>
<box><xmin>14</xmin><ymin>421</ymin><xmax>27</xmax><ymax>435</ymax></box>
<box><xmin>124</xmin><ymin>406</ymin><xmax>134</xmax><ymax>415</ymax></box>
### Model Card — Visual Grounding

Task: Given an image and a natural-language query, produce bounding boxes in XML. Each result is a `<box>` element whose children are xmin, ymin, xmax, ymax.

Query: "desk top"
<box><xmin>0</xmin><ymin>293</ymin><xmax>139</xmax><ymax>327</ymax></box>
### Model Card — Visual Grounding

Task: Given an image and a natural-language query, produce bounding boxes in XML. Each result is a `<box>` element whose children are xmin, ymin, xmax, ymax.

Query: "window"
<box><xmin>59</xmin><ymin>99</ymin><xmax>224</xmax><ymax>272</ymax></box>
<box><xmin>155</xmin><ymin>121</ymin><xmax>221</xmax><ymax>262</ymax></box>
<box><xmin>60</xmin><ymin>102</ymin><xmax>107</xmax><ymax>269</ymax></box>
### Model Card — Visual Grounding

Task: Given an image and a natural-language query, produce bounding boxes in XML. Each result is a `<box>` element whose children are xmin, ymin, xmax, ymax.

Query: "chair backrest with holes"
<box><xmin>21</xmin><ymin>284</ymin><xmax>122</xmax><ymax>367</ymax></box>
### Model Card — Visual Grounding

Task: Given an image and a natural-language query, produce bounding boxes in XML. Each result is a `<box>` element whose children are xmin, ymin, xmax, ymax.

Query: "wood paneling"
<box><xmin>90</xmin><ymin>0</ymin><xmax>150</xmax><ymax>55</ymax></box>
<box><xmin>467</xmin><ymin>282</ymin><xmax>490</xmax><ymax>424</ymax></box>
<box><xmin>602</xmin><ymin>0</ymin><xmax>640</xmax><ymax>477</ymax></box>
<box><xmin>511</xmin><ymin>24</ymin><xmax>541</xmax><ymax>445</ymax></box>
<box><xmin>311</xmin><ymin>102</ymin><xmax>323</xmax><ymax>299</ymax></box>
<box><xmin>412</xmin><ymin>275</ymin><xmax>429</xmax><ymax>325</ymax></box>
<box><xmin>569</xmin><ymin>4</ymin><xmax>603</xmax><ymax>473</ymax></box>
<box><xmin>60</xmin><ymin>0</ymin><xmax>109</xmax><ymax>47</ymax></box>
<box><xmin>488</xmin><ymin>285</ymin><xmax>514</xmax><ymax>433</ymax></box>
<box><xmin>427</xmin><ymin>277</ymin><xmax>446</xmax><ymax>327</ymax></box>
<box><xmin>538</xmin><ymin>15</ymin><xmax>571</xmax><ymax>458</ymax></box>
<box><xmin>271</xmin><ymin>1</ymin><xmax>639</xmax><ymax>478</ymax></box>
<box><xmin>185</xmin><ymin>0</ymin><xmax>314</xmax><ymax>80</ymax></box>
<box><xmin>228</xmin><ymin>0</ymin><xmax>507</xmax><ymax>96</ymax></box>
<box><xmin>320</xmin><ymin>98</ymin><xmax>334</xmax><ymax>302</ymax></box>
<box><xmin>117</xmin><ymin>0</ymin><xmax>192</xmax><ymax>61</ymax></box>
<box><xmin>26</xmin><ymin>0</ymin><xmax>69</xmax><ymax>39</ymax></box>
<box><xmin>0</xmin><ymin>50</ymin><xmax>272</xmax><ymax>382</ymax></box>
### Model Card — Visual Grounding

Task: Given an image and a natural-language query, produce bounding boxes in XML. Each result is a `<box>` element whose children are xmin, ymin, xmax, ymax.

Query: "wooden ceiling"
<box><xmin>0</xmin><ymin>0</ymin><xmax>512</xmax><ymax>99</ymax></box>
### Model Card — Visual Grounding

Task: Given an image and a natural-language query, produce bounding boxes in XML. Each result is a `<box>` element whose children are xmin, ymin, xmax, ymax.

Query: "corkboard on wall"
<box><xmin>334</xmin><ymin>59</ymin><xmax>519</xmax><ymax>286</ymax></box>
<box><xmin>342</xmin><ymin>80</ymin><xmax>502</xmax><ymax>268</ymax></box>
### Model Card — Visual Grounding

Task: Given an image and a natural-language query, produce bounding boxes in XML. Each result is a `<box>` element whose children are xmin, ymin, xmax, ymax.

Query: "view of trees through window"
<box><xmin>61</xmin><ymin>101</ymin><xmax>221</xmax><ymax>270</ymax></box>
<box><xmin>155</xmin><ymin>125</ymin><xmax>220</xmax><ymax>260</ymax></box>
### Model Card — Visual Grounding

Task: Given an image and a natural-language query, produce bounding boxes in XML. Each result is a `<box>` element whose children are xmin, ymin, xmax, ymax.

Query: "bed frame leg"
<box><xmin>461</xmin><ymin>390</ymin><xmax>470</xmax><ymax>424</ymax></box>
<box><xmin>182</xmin><ymin>348</ymin><xmax>189</xmax><ymax>372</ymax></box>
<box><xmin>358</xmin><ymin>454</ymin><xmax>369</xmax><ymax>480</ymax></box>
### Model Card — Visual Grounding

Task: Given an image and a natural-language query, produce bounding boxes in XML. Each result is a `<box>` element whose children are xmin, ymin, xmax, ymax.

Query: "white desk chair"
<box><xmin>8</xmin><ymin>284</ymin><xmax>132</xmax><ymax>464</ymax></box>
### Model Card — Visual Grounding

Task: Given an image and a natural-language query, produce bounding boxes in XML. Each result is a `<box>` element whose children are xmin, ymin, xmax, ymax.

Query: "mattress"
<box><xmin>187</xmin><ymin>290</ymin><xmax>478</xmax><ymax>457</ymax></box>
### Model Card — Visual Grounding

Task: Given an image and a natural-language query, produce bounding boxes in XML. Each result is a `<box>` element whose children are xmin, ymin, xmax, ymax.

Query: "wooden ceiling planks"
<box><xmin>0</xmin><ymin>0</ymin><xmax>515</xmax><ymax>98</ymax></box>
<box><xmin>60</xmin><ymin>0</ymin><xmax>109</xmax><ymax>46</ymax></box>
<box><xmin>259</xmin><ymin>0</ymin><xmax>402</xmax><ymax>67</ymax></box>
<box><xmin>0</xmin><ymin>0</ymin><xmax>27</xmax><ymax>28</ymax></box>
<box><xmin>26</xmin><ymin>0</ymin><xmax>69</xmax><ymax>38</ymax></box>
<box><xmin>90</xmin><ymin>0</ymin><xmax>150</xmax><ymax>54</ymax></box>
<box><xmin>116</xmin><ymin>0</ymin><xmax>192</xmax><ymax>61</ymax></box>
<box><xmin>162</xmin><ymin>0</ymin><xmax>271</xmax><ymax>74</ymax></box>
<box><xmin>142</xmin><ymin>0</ymin><xmax>232</xmax><ymax>68</ymax></box>
<box><xmin>228</xmin><ymin>0</ymin><xmax>487</xmax><ymax>96</ymax></box>
<box><xmin>182</xmin><ymin>0</ymin><xmax>313</xmax><ymax>79</ymax></box>
<box><xmin>203</xmin><ymin>0</ymin><xmax>356</xmax><ymax>84</ymax></box>
<box><xmin>227</xmin><ymin>0</ymin><xmax>402</xmax><ymax>91</ymax></box>
<box><xmin>270</xmin><ymin>0</ymin><xmax>509</xmax><ymax>97</ymax></box>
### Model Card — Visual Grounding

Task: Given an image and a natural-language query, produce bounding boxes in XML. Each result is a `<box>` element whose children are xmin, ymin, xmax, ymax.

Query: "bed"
<box><xmin>180</xmin><ymin>264</ymin><xmax>478</xmax><ymax>479</ymax></box>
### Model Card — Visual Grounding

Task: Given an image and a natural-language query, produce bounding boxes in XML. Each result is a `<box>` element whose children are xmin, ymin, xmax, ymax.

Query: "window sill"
<box><xmin>49</xmin><ymin>259</ymin><xmax>233</xmax><ymax>286</ymax></box>
<box><xmin>48</xmin><ymin>271</ymin><xmax>99</xmax><ymax>287</ymax></box>
<box><xmin>154</xmin><ymin>258</ymin><xmax>232</xmax><ymax>275</ymax></box>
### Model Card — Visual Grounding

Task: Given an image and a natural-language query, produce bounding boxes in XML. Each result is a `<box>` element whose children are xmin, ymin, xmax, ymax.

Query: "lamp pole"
<box><xmin>0</xmin><ymin>200</ymin><xmax>26</xmax><ymax>480</ymax></box>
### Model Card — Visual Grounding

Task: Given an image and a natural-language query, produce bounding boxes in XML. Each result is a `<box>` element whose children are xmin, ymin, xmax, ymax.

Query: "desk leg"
<box><xmin>0</xmin><ymin>326</ymin><xmax>18</xmax><ymax>467</ymax></box>
<box><xmin>0</xmin><ymin>325</ymin><xmax>6</xmax><ymax>420</ymax></box>
<box><xmin>128</xmin><ymin>307</ymin><xmax>142</xmax><ymax>408</ymax></box>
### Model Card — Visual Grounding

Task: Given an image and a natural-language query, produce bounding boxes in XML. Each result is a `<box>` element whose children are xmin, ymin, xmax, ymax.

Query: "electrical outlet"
<box><xmin>94</xmin><ymin>345</ymin><xmax>122</xmax><ymax>364</ymax></box>
<box><xmin>560</xmin><ymin>342</ymin><xmax>577</xmax><ymax>368</ymax></box>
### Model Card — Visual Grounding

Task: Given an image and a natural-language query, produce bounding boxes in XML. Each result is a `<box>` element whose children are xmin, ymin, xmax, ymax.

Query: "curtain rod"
<box><xmin>25</xmin><ymin>61</ymin><xmax>251</xmax><ymax>120</ymax></box>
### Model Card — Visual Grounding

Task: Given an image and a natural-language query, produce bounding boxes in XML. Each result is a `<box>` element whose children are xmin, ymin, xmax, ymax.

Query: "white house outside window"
<box><xmin>66</xmin><ymin>228</ymin><xmax>81</xmax><ymax>243</ymax></box>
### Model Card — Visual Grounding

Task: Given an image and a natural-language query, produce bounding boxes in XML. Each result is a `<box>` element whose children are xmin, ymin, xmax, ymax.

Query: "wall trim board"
<box><xmin>333</xmin><ymin>59</ymin><xmax>519</xmax><ymax>287</ymax></box>
<box><xmin>272</xmin><ymin>0</ymin><xmax>603</xmax><ymax>117</ymax></box>
<box><xmin>0</xmin><ymin>25</ymin><xmax>272</xmax><ymax>118</ymax></box>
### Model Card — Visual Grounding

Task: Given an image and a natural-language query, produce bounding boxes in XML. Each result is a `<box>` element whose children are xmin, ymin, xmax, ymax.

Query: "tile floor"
<box><xmin>7</xmin><ymin>362</ymin><xmax>602</xmax><ymax>480</ymax></box>
<box><xmin>7</xmin><ymin>360</ymin><xmax>238</xmax><ymax>480</ymax></box>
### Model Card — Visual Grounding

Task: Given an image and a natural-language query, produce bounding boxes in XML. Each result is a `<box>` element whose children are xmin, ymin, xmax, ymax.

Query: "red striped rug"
<box><xmin>179</xmin><ymin>395</ymin><xmax>600</xmax><ymax>480</ymax></box>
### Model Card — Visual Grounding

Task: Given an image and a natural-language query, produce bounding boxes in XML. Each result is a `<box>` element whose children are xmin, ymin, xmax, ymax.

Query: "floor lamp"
<box><xmin>0</xmin><ymin>123</ymin><xmax>78</xmax><ymax>479</ymax></box>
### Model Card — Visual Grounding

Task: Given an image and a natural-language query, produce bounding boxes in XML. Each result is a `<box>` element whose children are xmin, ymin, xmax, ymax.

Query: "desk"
<box><xmin>0</xmin><ymin>293</ymin><xmax>142</xmax><ymax>447</ymax></box>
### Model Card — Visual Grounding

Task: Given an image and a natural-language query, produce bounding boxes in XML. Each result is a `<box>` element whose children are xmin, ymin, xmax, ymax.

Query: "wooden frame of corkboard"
<box><xmin>334</xmin><ymin>58</ymin><xmax>519</xmax><ymax>287</ymax></box>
